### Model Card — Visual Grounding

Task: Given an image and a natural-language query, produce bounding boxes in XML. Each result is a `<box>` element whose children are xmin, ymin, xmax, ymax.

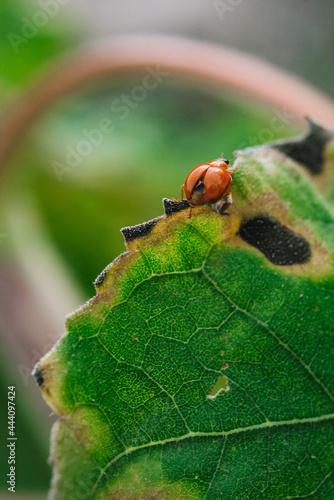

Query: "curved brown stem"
<box><xmin>1</xmin><ymin>34</ymin><xmax>334</xmax><ymax>176</ymax></box>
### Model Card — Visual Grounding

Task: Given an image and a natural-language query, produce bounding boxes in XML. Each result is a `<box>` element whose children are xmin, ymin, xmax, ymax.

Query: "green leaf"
<box><xmin>34</xmin><ymin>123</ymin><xmax>334</xmax><ymax>499</ymax></box>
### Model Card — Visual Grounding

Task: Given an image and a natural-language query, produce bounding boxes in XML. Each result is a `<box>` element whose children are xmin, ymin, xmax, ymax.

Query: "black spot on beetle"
<box><xmin>94</xmin><ymin>269</ymin><xmax>108</xmax><ymax>288</ymax></box>
<box><xmin>239</xmin><ymin>216</ymin><xmax>311</xmax><ymax>265</ymax></box>
<box><xmin>273</xmin><ymin>119</ymin><xmax>333</xmax><ymax>175</ymax></box>
<box><xmin>32</xmin><ymin>367</ymin><xmax>44</xmax><ymax>387</ymax></box>
<box><xmin>121</xmin><ymin>218</ymin><xmax>158</xmax><ymax>242</ymax></box>
<box><xmin>163</xmin><ymin>198</ymin><xmax>190</xmax><ymax>216</ymax></box>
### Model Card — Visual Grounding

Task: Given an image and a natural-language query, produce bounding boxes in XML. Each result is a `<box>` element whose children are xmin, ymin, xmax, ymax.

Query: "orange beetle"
<box><xmin>181</xmin><ymin>156</ymin><xmax>234</xmax><ymax>215</ymax></box>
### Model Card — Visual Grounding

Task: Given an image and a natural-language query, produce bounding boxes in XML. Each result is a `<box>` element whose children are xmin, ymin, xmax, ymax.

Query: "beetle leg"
<box><xmin>181</xmin><ymin>184</ymin><xmax>185</xmax><ymax>200</ymax></box>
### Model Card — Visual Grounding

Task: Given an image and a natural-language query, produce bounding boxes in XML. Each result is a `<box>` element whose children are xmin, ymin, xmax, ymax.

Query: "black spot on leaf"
<box><xmin>163</xmin><ymin>198</ymin><xmax>190</xmax><ymax>216</ymax></box>
<box><xmin>94</xmin><ymin>269</ymin><xmax>108</xmax><ymax>288</ymax></box>
<box><xmin>239</xmin><ymin>216</ymin><xmax>311</xmax><ymax>265</ymax></box>
<box><xmin>273</xmin><ymin>119</ymin><xmax>333</xmax><ymax>175</ymax></box>
<box><xmin>121</xmin><ymin>218</ymin><xmax>158</xmax><ymax>242</ymax></box>
<box><xmin>32</xmin><ymin>367</ymin><xmax>44</xmax><ymax>387</ymax></box>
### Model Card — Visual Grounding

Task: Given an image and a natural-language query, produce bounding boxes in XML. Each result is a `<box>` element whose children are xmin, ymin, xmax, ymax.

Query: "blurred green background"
<box><xmin>0</xmin><ymin>0</ymin><xmax>333</xmax><ymax>496</ymax></box>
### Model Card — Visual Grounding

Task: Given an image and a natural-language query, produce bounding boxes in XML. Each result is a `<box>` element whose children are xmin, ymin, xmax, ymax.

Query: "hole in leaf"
<box><xmin>207</xmin><ymin>375</ymin><xmax>230</xmax><ymax>399</ymax></box>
